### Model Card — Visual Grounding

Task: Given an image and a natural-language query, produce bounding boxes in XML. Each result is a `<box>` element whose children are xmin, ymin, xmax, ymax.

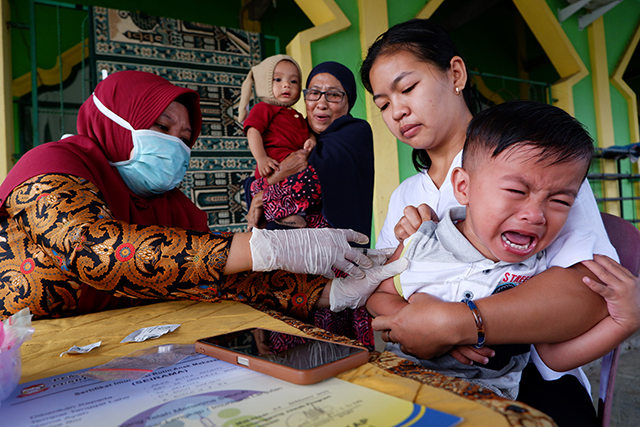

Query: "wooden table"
<box><xmin>18</xmin><ymin>300</ymin><xmax>555</xmax><ymax>427</ymax></box>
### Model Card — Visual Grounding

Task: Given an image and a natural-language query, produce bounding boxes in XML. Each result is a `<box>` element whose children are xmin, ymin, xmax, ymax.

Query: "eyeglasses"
<box><xmin>303</xmin><ymin>89</ymin><xmax>346</xmax><ymax>103</ymax></box>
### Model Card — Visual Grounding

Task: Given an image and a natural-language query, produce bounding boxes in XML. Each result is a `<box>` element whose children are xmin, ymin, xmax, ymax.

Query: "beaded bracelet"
<box><xmin>462</xmin><ymin>298</ymin><xmax>485</xmax><ymax>349</ymax></box>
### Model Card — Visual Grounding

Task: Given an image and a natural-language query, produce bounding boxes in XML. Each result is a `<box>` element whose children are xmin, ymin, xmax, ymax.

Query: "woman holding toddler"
<box><xmin>360</xmin><ymin>18</ymin><xmax>638</xmax><ymax>426</ymax></box>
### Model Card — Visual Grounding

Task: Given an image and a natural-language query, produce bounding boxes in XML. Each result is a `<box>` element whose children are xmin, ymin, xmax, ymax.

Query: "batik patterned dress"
<box><xmin>0</xmin><ymin>174</ymin><xmax>329</xmax><ymax>320</ymax></box>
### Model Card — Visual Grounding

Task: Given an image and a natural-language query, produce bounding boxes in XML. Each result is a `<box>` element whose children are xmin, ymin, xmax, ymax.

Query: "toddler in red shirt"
<box><xmin>238</xmin><ymin>55</ymin><xmax>315</xmax><ymax>228</ymax></box>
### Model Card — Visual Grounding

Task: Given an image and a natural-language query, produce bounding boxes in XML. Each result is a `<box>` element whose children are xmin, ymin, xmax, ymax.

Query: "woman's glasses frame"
<box><xmin>303</xmin><ymin>89</ymin><xmax>346</xmax><ymax>103</ymax></box>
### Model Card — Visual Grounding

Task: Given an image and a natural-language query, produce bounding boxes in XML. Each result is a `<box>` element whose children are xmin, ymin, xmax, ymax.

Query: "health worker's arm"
<box><xmin>6</xmin><ymin>174</ymin><xmax>234</xmax><ymax>303</ymax></box>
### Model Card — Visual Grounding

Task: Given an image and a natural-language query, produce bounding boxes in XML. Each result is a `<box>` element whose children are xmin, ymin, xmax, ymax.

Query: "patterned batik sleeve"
<box><xmin>260</xmin><ymin>166</ymin><xmax>322</xmax><ymax>222</ymax></box>
<box><xmin>221</xmin><ymin>269</ymin><xmax>329</xmax><ymax>320</ymax></box>
<box><xmin>5</xmin><ymin>174</ymin><xmax>232</xmax><ymax>302</ymax></box>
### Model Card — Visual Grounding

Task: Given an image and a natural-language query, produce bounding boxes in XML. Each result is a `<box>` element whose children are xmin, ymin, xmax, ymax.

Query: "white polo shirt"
<box><xmin>394</xmin><ymin>207</ymin><xmax>547</xmax><ymax>302</ymax></box>
<box><xmin>376</xmin><ymin>149</ymin><xmax>617</xmax><ymax>393</ymax></box>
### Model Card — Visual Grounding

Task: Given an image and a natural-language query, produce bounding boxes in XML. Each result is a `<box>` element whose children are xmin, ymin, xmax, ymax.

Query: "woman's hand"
<box><xmin>267</xmin><ymin>149</ymin><xmax>310</xmax><ymax>185</ymax></box>
<box><xmin>249</xmin><ymin>227</ymin><xmax>374</xmax><ymax>279</ymax></box>
<box><xmin>373</xmin><ymin>293</ymin><xmax>473</xmax><ymax>359</ymax></box>
<box><xmin>246</xmin><ymin>192</ymin><xmax>266</xmax><ymax>231</ymax></box>
<box><xmin>304</xmin><ymin>135</ymin><xmax>317</xmax><ymax>151</ymax></box>
<box><xmin>394</xmin><ymin>204</ymin><xmax>438</xmax><ymax>242</ymax></box>
<box><xmin>330</xmin><ymin>257</ymin><xmax>409</xmax><ymax>312</ymax></box>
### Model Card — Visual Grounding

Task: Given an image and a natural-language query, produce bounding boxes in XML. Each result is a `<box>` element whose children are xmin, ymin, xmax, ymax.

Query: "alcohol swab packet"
<box><xmin>82</xmin><ymin>344</ymin><xmax>196</xmax><ymax>381</ymax></box>
<box><xmin>60</xmin><ymin>341</ymin><xmax>102</xmax><ymax>357</ymax></box>
<box><xmin>120</xmin><ymin>324</ymin><xmax>180</xmax><ymax>343</ymax></box>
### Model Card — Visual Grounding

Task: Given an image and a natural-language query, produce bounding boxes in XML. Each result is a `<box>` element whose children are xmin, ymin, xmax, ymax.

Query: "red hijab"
<box><xmin>0</xmin><ymin>70</ymin><xmax>208</xmax><ymax>231</ymax></box>
<box><xmin>0</xmin><ymin>71</ymin><xmax>209</xmax><ymax>314</ymax></box>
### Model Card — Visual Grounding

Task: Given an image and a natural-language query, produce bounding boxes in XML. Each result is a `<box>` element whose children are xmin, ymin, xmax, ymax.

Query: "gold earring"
<box><xmin>454</xmin><ymin>86</ymin><xmax>460</xmax><ymax>95</ymax></box>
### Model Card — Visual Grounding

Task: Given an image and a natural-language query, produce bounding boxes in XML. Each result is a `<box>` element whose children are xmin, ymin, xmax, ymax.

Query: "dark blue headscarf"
<box><xmin>306</xmin><ymin>61</ymin><xmax>357</xmax><ymax>112</ymax></box>
<box><xmin>305</xmin><ymin>62</ymin><xmax>373</xmax><ymax>243</ymax></box>
<box><xmin>245</xmin><ymin>62</ymin><xmax>373</xmax><ymax>242</ymax></box>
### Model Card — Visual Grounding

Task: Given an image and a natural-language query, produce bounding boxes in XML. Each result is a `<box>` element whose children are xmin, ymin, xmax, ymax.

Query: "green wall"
<box><xmin>310</xmin><ymin>0</ymin><xmax>366</xmax><ymax>120</ymax></box>
<box><xmin>10</xmin><ymin>0</ymin><xmax>640</xmax><ymax>149</ymax></box>
<box><xmin>10</xmin><ymin>1</ymin><xmax>92</xmax><ymax>79</ymax></box>
<box><xmin>10</xmin><ymin>0</ymin><xmax>640</xmax><ymax>218</ymax></box>
<box><xmin>387</xmin><ymin>0</ymin><xmax>640</xmax><ymax>183</ymax></box>
<box><xmin>603</xmin><ymin>0</ymin><xmax>640</xmax><ymax>147</ymax></box>
<box><xmin>9</xmin><ymin>0</ymin><xmax>312</xmax><ymax>82</ymax></box>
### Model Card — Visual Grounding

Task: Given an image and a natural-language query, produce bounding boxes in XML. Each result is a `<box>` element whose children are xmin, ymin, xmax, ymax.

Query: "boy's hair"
<box><xmin>462</xmin><ymin>100</ymin><xmax>593</xmax><ymax>176</ymax></box>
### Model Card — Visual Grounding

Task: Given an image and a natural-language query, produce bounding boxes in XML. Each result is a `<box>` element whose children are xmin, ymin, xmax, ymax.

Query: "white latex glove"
<box><xmin>355</xmin><ymin>247</ymin><xmax>395</xmax><ymax>266</ymax></box>
<box><xmin>250</xmin><ymin>228</ymin><xmax>373</xmax><ymax>279</ymax></box>
<box><xmin>329</xmin><ymin>257</ymin><xmax>410</xmax><ymax>312</ymax></box>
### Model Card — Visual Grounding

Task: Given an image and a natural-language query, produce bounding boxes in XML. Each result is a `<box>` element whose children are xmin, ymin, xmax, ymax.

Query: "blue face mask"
<box><xmin>93</xmin><ymin>94</ymin><xmax>191</xmax><ymax>197</ymax></box>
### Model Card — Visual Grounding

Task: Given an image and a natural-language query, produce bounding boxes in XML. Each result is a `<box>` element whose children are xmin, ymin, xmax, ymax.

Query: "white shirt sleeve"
<box><xmin>376</xmin><ymin>152</ymin><xmax>464</xmax><ymax>250</ymax></box>
<box><xmin>546</xmin><ymin>179</ymin><xmax>619</xmax><ymax>267</ymax></box>
<box><xmin>377</xmin><ymin>159</ymin><xmax>617</xmax><ymax>389</ymax></box>
<box><xmin>376</xmin><ymin>173</ymin><xmax>428</xmax><ymax>250</ymax></box>
<box><xmin>530</xmin><ymin>345</ymin><xmax>591</xmax><ymax>394</ymax></box>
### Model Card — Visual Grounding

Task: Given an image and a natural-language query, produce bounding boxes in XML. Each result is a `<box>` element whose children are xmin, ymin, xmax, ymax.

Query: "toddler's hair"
<box><xmin>463</xmin><ymin>100</ymin><xmax>593</xmax><ymax>176</ymax></box>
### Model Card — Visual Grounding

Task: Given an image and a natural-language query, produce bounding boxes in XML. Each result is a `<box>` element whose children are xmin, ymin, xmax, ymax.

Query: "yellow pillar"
<box><xmin>610</xmin><ymin>21</ymin><xmax>640</xmax><ymax>218</ymax></box>
<box><xmin>0</xmin><ymin>0</ymin><xmax>14</xmax><ymax>179</ymax></box>
<box><xmin>415</xmin><ymin>0</ymin><xmax>445</xmax><ymax>19</ymax></box>
<box><xmin>589</xmin><ymin>17</ymin><xmax>619</xmax><ymax>215</ymax></box>
<box><xmin>241</xmin><ymin>0</ymin><xmax>261</xmax><ymax>33</ymax></box>
<box><xmin>358</xmin><ymin>0</ymin><xmax>398</xmax><ymax>237</ymax></box>
<box><xmin>286</xmin><ymin>0</ymin><xmax>350</xmax><ymax>113</ymax></box>
<box><xmin>512</xmin><ymin>0</ymin><xmax>588</xmax><ymax>115</ymax></box>
<box><xmin>610</xmin><ymin>21</ymin><xmax>640</xmax><ymax>145</ymax></box>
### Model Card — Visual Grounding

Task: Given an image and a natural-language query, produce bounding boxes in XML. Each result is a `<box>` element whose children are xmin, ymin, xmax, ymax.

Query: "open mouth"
<box><xmin>501</xmin><ymin>231</ymin><xmax>534</xmax><ymax>251</ymax></box>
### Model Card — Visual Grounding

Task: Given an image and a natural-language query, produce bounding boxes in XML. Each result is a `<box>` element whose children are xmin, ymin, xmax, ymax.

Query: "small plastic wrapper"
<box><xmin>1</xmin><ymin>308</ymin><xmax>35</xmax><ymax>403</ymax></box>
<box><xmin>82</xmin><ymin>344</ymin><xmax>197</xmax><ymax>381</ymax></box>
<box><xmin>1</xmin><ymin>308</ymin><xmax>35</xmax><ymax>351</ymax></box>
<box><xmin>121</xmin><ymin>324</ymin><xmax>180</xmax><ymax>343</ymax></box>
<box><xmin>60</xmin><ymin>341</ymin><xmax>102</xmax><ymax>357</ymax></box>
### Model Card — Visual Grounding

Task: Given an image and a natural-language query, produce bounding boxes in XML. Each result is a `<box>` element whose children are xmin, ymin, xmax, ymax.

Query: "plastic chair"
<box><xmin>597</xmin><ymin>212</ymin><xmax>640</xmax><ymax>427</ymax></box>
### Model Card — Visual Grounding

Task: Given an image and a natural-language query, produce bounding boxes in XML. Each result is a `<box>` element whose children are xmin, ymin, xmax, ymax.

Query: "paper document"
<box><xmin>2</xmin><ymin>354</ymin><xmax>462</xmax><ymax>427</ymax></box>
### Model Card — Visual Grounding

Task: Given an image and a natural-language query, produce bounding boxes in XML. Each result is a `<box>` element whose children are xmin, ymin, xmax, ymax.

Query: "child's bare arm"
<box><xmin>247</xmin><ymin>127</ymin><xmax>267</xmax><ymax>159</ymax></box>
<box><xmin>247</xmin><ymin>127</ymin><xmax>279</xmax><ymax>177</ymax></box>
<box><xmin>366</xmin><ymin>242</ymin><xmax>408</xmax><ymax>317</ymax></box>
<box><xmin>536</xmin><ymin>255</ymin><xmax>640</xmax><ymax>371</ymax></box>
<box><xmin>366</xmin><ymin>277</ymin><xmax>408</xmax><ymax>317</ymax></box>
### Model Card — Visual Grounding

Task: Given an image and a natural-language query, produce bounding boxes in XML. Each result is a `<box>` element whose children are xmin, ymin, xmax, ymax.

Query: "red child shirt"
<box><xmin>243</xmin><ymin>102</ymin><xmax>309</xmax><ymax>178</ymax></box>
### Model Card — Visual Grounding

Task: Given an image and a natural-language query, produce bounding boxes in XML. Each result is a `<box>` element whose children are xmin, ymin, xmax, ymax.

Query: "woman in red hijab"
<box><xmin>0</xmin><ymin>71</ymin><xmax>405</xmax><ymax>320</ymax></box>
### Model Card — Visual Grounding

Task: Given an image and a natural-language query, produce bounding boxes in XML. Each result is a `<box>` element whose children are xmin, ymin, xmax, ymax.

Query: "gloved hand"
<box><xmin>329</xmin><ymin>257</ymin><xmax>410</xmax><ymax>312</ymax></box>
<box><xmin>354</xmin><ymin>247</ymin><xmax>395</xmax><ymax>266</ymax></box>
<box><xmin>250</xmin><ymin>228</ymin><xmax>373</xmax><ymax>279</ymax></box>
